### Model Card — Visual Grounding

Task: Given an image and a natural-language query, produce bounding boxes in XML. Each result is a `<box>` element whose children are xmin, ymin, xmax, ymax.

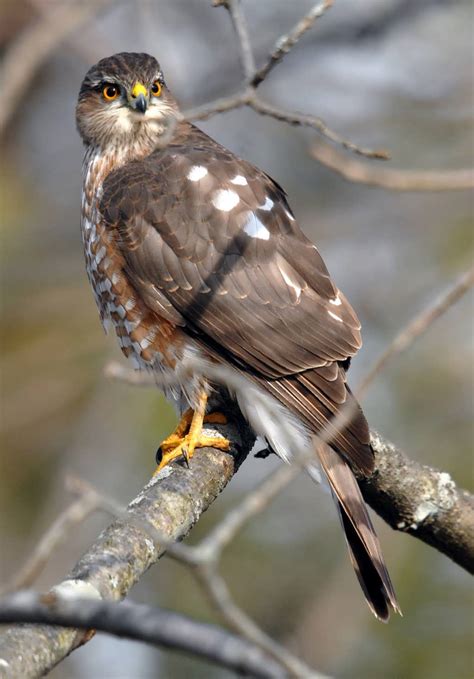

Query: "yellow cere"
<box><xmin>131</xmin><ymin>82</ymin><xmax>148</xmax><ymax>98</ymax></box>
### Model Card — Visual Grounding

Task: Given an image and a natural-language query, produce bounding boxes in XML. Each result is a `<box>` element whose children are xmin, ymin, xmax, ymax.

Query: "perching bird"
<box><xmin>76</xmin><ymin>52</ymin><xmax>400</xmax><ymax>621</ymax></box>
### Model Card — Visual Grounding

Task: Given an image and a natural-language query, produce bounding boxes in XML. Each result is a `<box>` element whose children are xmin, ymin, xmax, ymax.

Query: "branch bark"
<box><xmin>0</xmin><ymin>592</ymin><xmax>285</xmax><ymax>679</ymax></box>
<box><xmin>363</xmin><ymin>432</ymin><xmax>474</xmax><ymax>574</ymax></box>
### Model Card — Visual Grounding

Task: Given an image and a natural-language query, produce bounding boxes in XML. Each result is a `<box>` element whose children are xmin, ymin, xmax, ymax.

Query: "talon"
<box><xmin>153</xmin><ymin>395</ymin><xmax>230</xmax><ymax>476</ymax></box>
<box><xmin>182</xmin><ymin>447</ymin><xmax>190</xmax><ymax>468</ymax></box>
<box><xmin>155</xmin><ymin>447</ymin><xmax>163</xmax><ymax>465</ymax></box>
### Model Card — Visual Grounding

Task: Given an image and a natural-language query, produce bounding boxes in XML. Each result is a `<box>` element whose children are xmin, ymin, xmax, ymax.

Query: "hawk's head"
<box><xmin>76</xmin><ymin>52</ymin><xmax>177</xmax><ymax>149</ymax></box>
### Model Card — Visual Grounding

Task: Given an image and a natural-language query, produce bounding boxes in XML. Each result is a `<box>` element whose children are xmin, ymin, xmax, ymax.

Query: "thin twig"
<box><xmin>358</xmin><ymin>266</ymin><xmax>474</xmax><ymax>394</ymax></box>
<box><xmin>215</xmin><ymin>0</ymin><xmax>256</xmax><ymax>80</ymax></box>
<box><xmin>250</xmin><ymin>98</ymin><xmax>390</xmax><ymax>159</ymax></box>
<box><xmin>0</xmin><ymin>591</ymin><xmax>285</xmax><ymax>679</ymax></box>
<box><xmin>311</xmin><ymin>141</ymin><xmax>474</xmax><ymax>190</ymax></box>
<box><xmin>251</xmin><ymin>0</ymin><xmax>334</xmax><ymax>87</ymax></box>
<box><xmin>0</xmin><ymin>485</ymin><xmax>103</xmax><ymax>596</ymax></box>
<box><xmin>183</xmin><ymin>91</ymin><xmax>249</xmax><ymax>122</ymax></box>
<box><xmin>184</xmin><ymin>90</ymin><xmax>389</xmax><ymax>159</ymax></box>
<box><xmin>182</xmin><ymin>2</ymin><xmax>389</xmax><ymax>159</ymax></box>
<box><xmin>194</xmin><ymin>564</ymin><xmax>324</xmax><ymax>678</ymax></box>
<box><xmin>199</xmin><ymin>463</ymin><xmax>300</xmax><ymax>558</ymax></box>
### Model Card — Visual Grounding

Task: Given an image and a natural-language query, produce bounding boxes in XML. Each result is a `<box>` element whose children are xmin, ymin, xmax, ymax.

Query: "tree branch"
<box><xmin>251</xmin><ymin>0</ymin><xmax>333</xmax><ymax>88</ymax></box>
<box><xmin>215</xmin><ymin>0</ymin><xmax>256</xmax><ymax>81</ymax></box>
<box><xmin>363</xmin><ymin>432</ymin><xmax>474</xmax><ymax>574</ymax></box>
<box><xmin>311</xmin><ymin>141</ymin><xmax>474</xmax><ymax>191</ymax></box>
<box><xmin>0</xmin><ymin>591</ymin><xmax>285</xmax><ymax>679</ymax></box>
<box><xmin>358</xmin><ymin>267</ymin><xmax>474</xmax><ymax>393</ymax></box>
<box><xmin>249</xmin><ymin>98</ymin><xmax>389</xmax><ymax>159</ymax></box>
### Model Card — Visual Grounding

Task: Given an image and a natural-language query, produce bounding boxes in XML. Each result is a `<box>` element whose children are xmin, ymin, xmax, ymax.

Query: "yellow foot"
<box><xmin>154</xmin><ymin>397</ymin><xmax>230</xmax><ymax>475</ymax></box>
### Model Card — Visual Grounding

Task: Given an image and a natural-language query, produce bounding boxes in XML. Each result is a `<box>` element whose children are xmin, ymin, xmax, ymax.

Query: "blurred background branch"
<box><xmin>0</xmin><ymin>592</ymin><xmax>289</xmax><ymax>678</ymax></box>
<box><xmin>0</xmin><ymin>0</ymin><xmax>114</xmax><ymax>136</ymax></box>
<box><xmin>311</xmin><ymin>142</ymin><xmax>474</xmax><ymax>191</ymax></box>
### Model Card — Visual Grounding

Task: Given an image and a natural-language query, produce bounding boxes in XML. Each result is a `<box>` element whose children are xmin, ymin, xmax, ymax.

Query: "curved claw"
<box><xmin>154</xmin><ymin>432</ymin><xmax>230</xmax><ymax>475</ymax></box>
<box><xmin>153</xmin><ymin>394</ymin><xmax>230</xmax><ymax>476</ymax></box>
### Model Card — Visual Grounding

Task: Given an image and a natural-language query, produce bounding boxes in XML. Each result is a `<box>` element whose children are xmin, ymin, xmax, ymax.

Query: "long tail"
<box><xmin>317</xmin><ymin>442</ymin><xmax>401</xmax><ymax>621</ymax></box>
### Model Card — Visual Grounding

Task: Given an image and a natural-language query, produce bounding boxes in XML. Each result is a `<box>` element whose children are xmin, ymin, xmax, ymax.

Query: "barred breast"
<box><xmin>80</xmin><ymin>146</ymin><xmax>182</xmax><ymax>372</ymax></box>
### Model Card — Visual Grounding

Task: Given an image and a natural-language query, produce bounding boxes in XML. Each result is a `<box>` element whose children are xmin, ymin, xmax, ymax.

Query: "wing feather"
<box><xmin>100</xmin><ymin>125</ymin><xmax>361</xmax><ymax>380</ymax></box>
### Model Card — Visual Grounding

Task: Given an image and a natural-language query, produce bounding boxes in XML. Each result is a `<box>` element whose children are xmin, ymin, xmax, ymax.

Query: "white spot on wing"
<box><xmin>259</xmin><ymin>196</ymin><xmax>274</xmax><ymax>211</ymax></box>
<box><xmin>187</xmin><ymin>165</ymin><xmax>208</xmax><ymax>181</ymax></box>
<box><xmin>329</xmin><ymin>295</ymin><xmax>342</xmax><ymax>306</ymax></box>
<box><xmin>212</xmin><ymin>189</ymin><xmax>240</xmax><ymax>211</ymax></box>
<box><xmin>243</xmin><ymin>213</ymin><xmax>270</xmax><ymax>240</ymax></box>
<box><xmin>328</xmin><ymin>310</ymin><xmax>343</xmax><ymax>322</ymax></box>
<box><xmin>230</xmin><ymin>174</ymin><xmax>247</xmax><ymax>186</ymax></box>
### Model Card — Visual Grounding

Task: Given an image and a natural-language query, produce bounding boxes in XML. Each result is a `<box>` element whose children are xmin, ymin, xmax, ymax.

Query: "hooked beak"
<box><xmin>130</xmin><ymin>82</ymin><xmax>148</xmax><ymax>114</ymax></box>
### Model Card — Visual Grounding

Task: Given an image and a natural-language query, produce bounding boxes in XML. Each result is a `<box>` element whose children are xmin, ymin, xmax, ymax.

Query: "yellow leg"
<box><xmin>157</xmin><ymin>408</ymin><xmax>194</xmax><ymax>450</ymax></box>
<box><xmin>154</xmin><ymin>392</ymin><xmax>230</xmax><ymax>474</ymax></box>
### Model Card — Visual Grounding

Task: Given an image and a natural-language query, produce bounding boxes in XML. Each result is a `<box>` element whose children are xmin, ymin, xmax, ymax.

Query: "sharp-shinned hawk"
<box><xmin>76</xmin><ymin>52</ymin><xmax>400</xmax><ymax>621</ymax></box>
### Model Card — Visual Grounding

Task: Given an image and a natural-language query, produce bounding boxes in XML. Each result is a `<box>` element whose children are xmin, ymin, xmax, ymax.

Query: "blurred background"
<box><xmin>1</xmin><ymin>0</ymin><xmax>473</xmax><ymax>677</ymax></box>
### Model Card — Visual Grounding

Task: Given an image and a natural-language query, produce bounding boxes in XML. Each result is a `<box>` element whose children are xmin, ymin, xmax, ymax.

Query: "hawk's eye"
<box><xmin>102</xmin><ymin>84</ymin><xmax>120</xmax><ymax>101</ymax></box>
<box><xmin>151</xmin><ymin>81</ymin><xmax>162</xmax><ymax>97</ymax></box>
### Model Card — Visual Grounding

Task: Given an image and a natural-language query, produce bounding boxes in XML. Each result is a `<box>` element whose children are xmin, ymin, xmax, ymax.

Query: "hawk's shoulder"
<box><xmin>99</xmin><ymin>122</ymin><xmax>362</xmax><ymax>378</ymax></box>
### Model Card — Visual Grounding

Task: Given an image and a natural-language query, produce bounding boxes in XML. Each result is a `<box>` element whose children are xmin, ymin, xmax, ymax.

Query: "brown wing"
<box><xmin>100</xmin><ymin>124</ymin><xmax>362</xmax><ymax>380</ymax></box>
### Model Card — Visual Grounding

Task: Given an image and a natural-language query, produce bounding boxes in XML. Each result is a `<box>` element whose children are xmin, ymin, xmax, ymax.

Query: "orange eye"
<box><xmin>102</xmin><ymin>84</ymin><xmax>120</xmax><ymax>101</ymax></box>
<box><xmin>151</xmin><ymin>81</ymin><xmax>162</xmax><ymax>97</ymax></box>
